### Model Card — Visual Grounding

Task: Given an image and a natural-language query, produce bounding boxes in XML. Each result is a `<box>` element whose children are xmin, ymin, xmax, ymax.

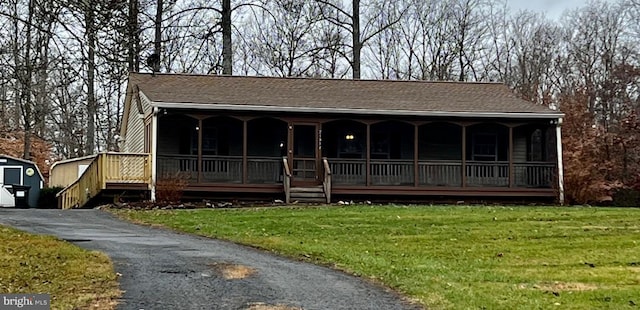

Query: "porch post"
<box><xmin>508</xmin><ymin>126</ymin><xmax>514</xmax><ymax>188</ymax></box>
<box><xmin>366</xmin><ymin>123</ymin><xmax>371</xmax><ymax>186</ymax></box>
<box><xmin>556</xmin><ymin>118</ymin><xmax>565</xmax><ymax>204</ymax></box>
<box><xmin>414</xmin><ymin>124</ymin><xmax>419</xmax><ymax>187</ymax></box>
<box><xmin>197</xmin><ymin>119</ymin><xmax>203</xmax><ymax>183</ymax></box>
<box><xmin>242</xmin><ymin>120</ymin><xmax>247</xmax><ymax>184</ymax></box>
<box><xmin>150</xmin><ymin>107</ymin><xmax>158</xmax><ymax>202</ymax></box>
<box><xmin>461</xmin><ymin>125</ymin><xmax>467</xmax><ymax>187</ymax></box>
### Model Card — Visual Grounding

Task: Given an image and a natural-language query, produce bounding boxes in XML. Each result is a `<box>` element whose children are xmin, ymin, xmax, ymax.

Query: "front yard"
<box><xmin>115</xmin><ymin>205</ymin><xmax>640</xmax><ymax>309</ymax></box>
<box><xmin>0</xmin><ymin>226</ymin><xmax>120</xmax><ymax>309</ymax></box>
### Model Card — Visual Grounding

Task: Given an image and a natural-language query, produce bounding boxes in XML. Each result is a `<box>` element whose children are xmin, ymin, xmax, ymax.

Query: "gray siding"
<box><xmin>514</xmin><ymin>133</ymin><xmax>527</xmax><ymax>162</ymax></box>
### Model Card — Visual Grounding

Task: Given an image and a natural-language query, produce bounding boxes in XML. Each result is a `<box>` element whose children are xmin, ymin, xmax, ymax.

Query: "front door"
<box><xmin>289</xmin><ymin>124</ymin><xmax>319</xmax><ymax>185</ymax></box>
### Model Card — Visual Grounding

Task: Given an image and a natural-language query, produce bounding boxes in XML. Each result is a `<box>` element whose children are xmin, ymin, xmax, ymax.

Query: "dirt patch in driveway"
<box><xmin>245</xmin><ymin>302</ymin><xmax>302</xmax><ymax>310</ymax></box>
<box><xmin>211</xmin><ymin>262</ymin><xmax>256</xmax><ymax>279</ymax></box>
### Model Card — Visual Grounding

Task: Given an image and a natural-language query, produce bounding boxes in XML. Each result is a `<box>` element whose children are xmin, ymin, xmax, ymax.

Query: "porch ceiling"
<box><xmin>129</xmin><ymin>73</ymin><xmax>563</xmax><ymax>119</ymax></box>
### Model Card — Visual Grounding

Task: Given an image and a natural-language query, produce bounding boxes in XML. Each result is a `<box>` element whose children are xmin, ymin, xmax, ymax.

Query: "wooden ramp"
<box><xmin>57</xmin><ymin>153</ymin><xmax>151</xmax><ymax>209</ymax></box>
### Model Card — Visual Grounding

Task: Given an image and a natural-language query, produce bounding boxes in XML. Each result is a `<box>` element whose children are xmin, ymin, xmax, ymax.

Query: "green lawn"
<box><xmin>0</xmin><ymin>226</ymin><xmax>120</xmax><ymax>309</ymax></box>
<box><xmin>115</xmin><ymin>205</ymin><xmax>640</xmax><ymax>309</ymax></box>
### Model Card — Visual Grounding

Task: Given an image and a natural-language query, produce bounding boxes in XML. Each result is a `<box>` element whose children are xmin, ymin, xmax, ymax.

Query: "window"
<box><xmin>472</xmin><ymin>133</ymin><xmax>497</xmax><ymax>161</ymax></box>
<box><xmin>191</xmin><ymin>126</ymin><xmax>218</xmax><ymax>155</ymax></box>
<box><xmin>338</xmin><ymin>130</ymin><xmax>364</xmax><ymax>158</ymax></box>
<box><xmin>371</xmin><ymin>132</ymin><xmax>390</xmax><ymax>159</ymax></box>
<box><xmin>529</xmin><ymin>129</ymin><xmax>543</xmax><ymax>161</ymax></box>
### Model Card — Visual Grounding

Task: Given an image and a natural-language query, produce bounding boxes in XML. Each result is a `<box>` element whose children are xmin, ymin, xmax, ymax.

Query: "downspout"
<box><xmin>150</xmin><ymin>107</ymin><xmax>159</xmax><ymax>202</ymax></box>
<box><xmin>555</xmin><ymin>118</ymin><xmax>564</xmax><ymax>205</ymax></box>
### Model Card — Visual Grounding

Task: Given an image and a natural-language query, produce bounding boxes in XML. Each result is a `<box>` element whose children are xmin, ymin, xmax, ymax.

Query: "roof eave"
<box><xmin>151</xmin><ymin>101</ymin><xmax>564</xmax><ymax>119</ymax></box>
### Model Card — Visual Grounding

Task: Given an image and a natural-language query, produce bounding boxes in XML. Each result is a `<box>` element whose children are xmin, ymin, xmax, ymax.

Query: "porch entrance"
<box><xmin>290</xmin><ymin>123</ymin><xmax>319</xmax><ymax>185</ymax></box>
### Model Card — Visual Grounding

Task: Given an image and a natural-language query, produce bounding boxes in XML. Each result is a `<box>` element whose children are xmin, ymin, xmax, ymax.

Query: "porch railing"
<box><xmin>247</xmin><ymin>156</ymin><xmax>282</xmax><ymax>183</ymax></box>
<box><xmin>514</xmin><ymin>162</ymin><xmax>555</xmax><ymax>188</ymax></box>
<box><xmin>154</xmin><ymin>155</ymin><xmax>554</xmax><ymax>189</ymax></box>
<box><xmin>157</xmin><ymin>154</ymin><xmax>282</xmax><ymax>184</ymax></box>
<box><xmin>466</xmin><ymin>161</ymin><xmax>509</xmax><ymax>187</ymax></box>
<box><xmin>370</xmin><ymin>159</ymin><xmax>414</xmax><ymax>185</ymax></box>
<box><xmin>157</xmin><ymin>154</ymin><xmax>198</xmax><ymax>181</ymax></box>
<box><xmin>419</xmin><ymin>161</ymin><xmax>462</xmax><ymax>186</ymax></box>
<box><xmin>202</xmin><ymin>155</ymin><xmax>242</xmax><ymax>183</ymax></box>
<box><xmin>329</xmin><ymin>158</ymin><xmax>366</xmax><ymax>185</ymax></box>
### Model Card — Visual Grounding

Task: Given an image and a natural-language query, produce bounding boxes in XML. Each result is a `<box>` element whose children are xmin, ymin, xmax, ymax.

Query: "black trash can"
<box><xmin>9</xmin><ymin>185</ymin><xmax>31</xmax><ymax>208</ymax></box>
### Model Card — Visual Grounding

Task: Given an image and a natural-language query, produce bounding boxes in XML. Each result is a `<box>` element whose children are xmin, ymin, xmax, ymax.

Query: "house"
<box><xmin>0</xmin><ymin>154</ymin><xmax>44</xmax><ymax>208</ymax></box>
<box><xmin>113</xmin><ymin>72</ymin><xmax>564</xmax><ymax>204</ymax></box>
<box><xmin>57</xmin><ymin>73</ymin><xmax>565</xmax><ymax>208</ymax></box>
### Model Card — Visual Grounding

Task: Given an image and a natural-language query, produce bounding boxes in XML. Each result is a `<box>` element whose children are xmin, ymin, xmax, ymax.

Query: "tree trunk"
<box><xmin>85</xmin><ymin>2</ymin><xmax>96</xmax><ymax>154</ymax></box>
<box><xmin>128</xmin><ymin>0</ymin><xmax>140</xmax><ymax>72</ymax></box>
<box><xmin>352</xmin><ymin>0</ymin><xmax>361</xmax><ymax>79</ymax></box>
<box><xmin>22</xmin><ymin>0</ymin><xmax>35</xmax><ymax>160</ymax></box>
<box><xmin>222</xmin><ymin>0</ymin><xmax>232</xmax><ymax>75</ymax></box>
<box><xmin>153</xmin><ymin>0</ymin><xmax>162</xmax><ymax>72</ymax></box>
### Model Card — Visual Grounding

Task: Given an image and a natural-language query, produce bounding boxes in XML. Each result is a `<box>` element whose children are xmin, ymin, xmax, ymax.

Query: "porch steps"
<box><xmin>289</xmin><ymin>186</ymin><xmax>327</xmax><ymax>203</ymax></box>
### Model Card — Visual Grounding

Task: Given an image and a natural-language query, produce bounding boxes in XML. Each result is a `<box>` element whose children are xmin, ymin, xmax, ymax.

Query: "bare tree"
<box><xmin>243</xmin><ymin>0</ymin><xmax>326</xmax><ymax>77</ymax></box>
<box><xmin>316</xmin><ymin>0</ymin><xmax>405</xmax><ymax>79</ymax></box>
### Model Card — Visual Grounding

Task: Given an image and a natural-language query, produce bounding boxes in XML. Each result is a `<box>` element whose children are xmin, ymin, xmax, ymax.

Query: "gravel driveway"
<box><xmin>0</xmin><ymin>209</ymin><xmax>421</xmax><ymax>310</ymax></box>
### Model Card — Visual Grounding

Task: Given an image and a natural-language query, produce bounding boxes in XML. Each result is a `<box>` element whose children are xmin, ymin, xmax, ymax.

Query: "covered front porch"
<box><xmin>152</xmin><ymin>110</ymin><xmax>560</xmax><ymax>200</ymax></box>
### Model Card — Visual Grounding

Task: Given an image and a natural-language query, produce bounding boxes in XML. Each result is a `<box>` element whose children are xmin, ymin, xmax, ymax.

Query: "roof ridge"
<box><xmin>129</xmin><ymin>72</ymin><xmax>505</xmax><ymax>86</ymax></box>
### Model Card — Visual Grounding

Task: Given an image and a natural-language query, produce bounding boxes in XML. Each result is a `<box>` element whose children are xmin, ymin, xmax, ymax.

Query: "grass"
<box><xmin>114</xmin><ymin>205</ymin><xmax>640</xmax><ymax>309</ymax></box>
<box><xmin>0</xmin><ymin>225</ymin><xmax>120</xmax><ymax>309</ymax></box>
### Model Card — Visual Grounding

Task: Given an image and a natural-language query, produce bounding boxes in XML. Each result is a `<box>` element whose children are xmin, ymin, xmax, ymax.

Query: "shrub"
<box><xmin>37</xmin><ymin>186</ymin><xmax>64</xmax><ymax>209</ymax></box>
<box><xmin>155</xmin><ymin>172</ymin><xmax>189</xmax><ymax>204</ymax></box>
<box><xmin>612</xmin><ymin>188</ymin><xmax>640</xmax><ymax>207</ymax></box>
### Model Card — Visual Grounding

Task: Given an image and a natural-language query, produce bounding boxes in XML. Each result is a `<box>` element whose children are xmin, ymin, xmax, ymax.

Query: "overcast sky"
<box><xmin>506</xmin><ymin>0</ymin><xmax>613</xmax><ymax>20</ymax></box>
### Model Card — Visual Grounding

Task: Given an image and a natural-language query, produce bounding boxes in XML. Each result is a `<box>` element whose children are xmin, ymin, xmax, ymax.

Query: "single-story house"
<box><xmin>118</xmin><ymin>72</ymin><xmax>564</xmax><ymax>203</ymax></box>
<box><xmin>0</xmin><ymin>155</ymin><xmax>44</xmax><ymax>208</ymax></box>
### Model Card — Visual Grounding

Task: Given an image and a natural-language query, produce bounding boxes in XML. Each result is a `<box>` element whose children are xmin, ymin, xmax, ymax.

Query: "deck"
<box><xmin>57</xmin><ymin>153</ymin><xmax>151</xmax><ymax>209</ymax></box>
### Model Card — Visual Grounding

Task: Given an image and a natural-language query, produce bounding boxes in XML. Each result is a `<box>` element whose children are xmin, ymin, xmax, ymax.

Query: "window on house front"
<box><xmin>472</xmin><ymin>133</ymin><xmax>498</xmax><ymax>161</ymax></box>
<box><xmin>529</xmin><ymin>129</ymin><xmax>543</xmax><ymax>161</ymax></box>
<box><xmin>338</xmin><ymin>131</ymin><xmax>364</xmax><ymax>158</ymax></box>
<box><xmin>370</xmin><ymin>132</ymin><xmax>390</xmax><ymax>159</ymax></box>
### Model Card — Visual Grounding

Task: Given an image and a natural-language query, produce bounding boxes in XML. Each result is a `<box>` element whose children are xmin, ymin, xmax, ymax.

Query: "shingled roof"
<box><xmin>128</xmin><ymin>73</ymin><xmax>562</xmax><ymax>118</ymax></box>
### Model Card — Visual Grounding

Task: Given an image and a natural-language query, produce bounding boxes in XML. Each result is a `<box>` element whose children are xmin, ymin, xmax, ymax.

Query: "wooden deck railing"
<box><xmin>418</xmin><ymin>161</ymin><xmax>462</xmax><ymax>186</ymax></box>
<box><xmin>370</xmin><ymin>159</ymin><xmax>414</xmax><ymax>185</ymax></box>
<box><xmin>328</xmin><ymin>158</ymin><xmax>552</xmax><ymax>188</ymax></box>
<box><xmin>329</xmin><ymin>158</ymin><xmax>366</xmax><ymax>185</ymax></box>
<box><xmin>57</xmin><ymin>153</ymin><xmax>151</xmax><ymax>209</ymax></box>
<box><xmin>466</xmin><ymin>161</ymin><xmax>509</xmax><ymax>187</ymax></box>
<box><xmin>152</xmin><ymin>155</ymin><xmax>555</xmax><ymax>190</ymax></box>
<box><xmin>247</xmin><ymin>156</ymin><xmax>282</xmax><ymax>183</ymax></box>
<box><xmin>514</xmin><ymin>162</ymin><xmax>555</xmax><ymax>188</ymax></box>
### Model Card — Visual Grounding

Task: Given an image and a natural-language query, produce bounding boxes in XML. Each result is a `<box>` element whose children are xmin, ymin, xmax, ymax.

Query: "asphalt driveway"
<box><xmin>0</xmin><ymin>209</ymin><xmax>421</xmax><ymax>310</ymax></box>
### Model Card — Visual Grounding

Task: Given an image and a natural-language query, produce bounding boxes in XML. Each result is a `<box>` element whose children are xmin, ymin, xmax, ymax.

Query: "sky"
<box><xmin>506</xmin><ymin>0</ymin><xmax>614</xmax><ymax>20</ymax></box>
